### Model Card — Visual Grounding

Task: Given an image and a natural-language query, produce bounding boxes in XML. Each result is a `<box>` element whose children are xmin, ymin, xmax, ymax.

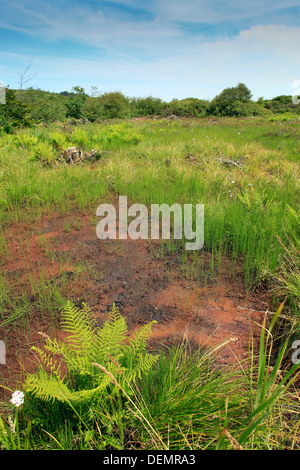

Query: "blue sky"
<box><xmin>0</xmin><ymin>0</ymin><xmax>300</xmax><ymax>101</ymax></box>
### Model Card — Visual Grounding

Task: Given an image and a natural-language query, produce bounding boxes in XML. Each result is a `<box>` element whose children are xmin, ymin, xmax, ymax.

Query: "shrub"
<box><xmin>130</xmin><ymin>96</ymin><xmax>165</xmax><ymax>116</ymax></box>
<box><xmin>29</xmin><ymin>141</ymin><xmax>57</xmax><ymax>164</ymax></box>
<box><xmin>16</xmin><ymin>133</ymin><xmax>38</xmax><ymax>149</ymax></box>
<box><xmin>92</xmin><ymin>123</ymin><xmax>141</xmax><ymax>148</ymax></box>
<box><xmin>162</xmin><ymin>98</ymin><xmax>209</xmax><ymax>117</ymax></box>
<box><xmin>267</xmin><ymin>113</ymin><xmax>299</xmax><ymax>122</ymax></box>
<box><xmin>71</xmin><ymin>128</ymin><xmax>90</xmax><ymax>149</ymax></box>
<box><xmin>208</xmin><ymin>83</ymin><xmax>253</xmax><ymax>117</ymax></box>
<box><xmin>48</xmin><ymin>131</ymin><xmax>67</xmax><ymax>150</ymax></box>
<box><xmin>0</xmin><ymin>89</ymin><xmax>33</xmax><ymax>132</ymax></box>
<box><xmin>97</xmin><ymin>92</ymin><xmax>131</xmax><ymax>119</ymax></box>
<box><xmin>65</xmin><ymin>87</ymin><xmax>87</xmax><ymax>120</ymax></box>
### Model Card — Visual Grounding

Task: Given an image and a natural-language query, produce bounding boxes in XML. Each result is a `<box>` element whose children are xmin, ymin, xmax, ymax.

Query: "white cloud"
<box><xmin>2</xmin><ymin>1</ymin><xmax>300</xmax><ymax>60</ymax></box>
<box><xmin>1</xmin><ymin>1</ymin><xmax>299</xmax><ymax>100</ymax></box>
<box><xmin>0</xmin><ymin>0</ymin><xmax>182</xmax><ymax>60</ymax></box>
<box><xmin>156</xmin><ymin>0</ymin><xmax>300</xmax><ymax>23</ymax></box>
<box><xmin>2</xmin><ymin>24</ymin><xmax>299</xmax><ymax>100</ymax></box>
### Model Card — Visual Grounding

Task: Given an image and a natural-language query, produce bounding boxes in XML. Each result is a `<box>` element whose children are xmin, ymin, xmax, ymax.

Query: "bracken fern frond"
<box><xmin>25</xmin><ymin>302</ymin><xmax>159</xmax><ymax>409</ymax></box>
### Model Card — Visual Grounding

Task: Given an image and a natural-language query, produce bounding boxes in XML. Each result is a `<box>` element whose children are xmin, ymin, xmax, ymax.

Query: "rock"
<box><xmin>58</xmin><ymin>147</ymin><xmax>81</xmax><ymax>164</ymax></box>
<box><xmin>58</xmin><ymin>147</ymin><xmax>101</xmax><ymax>164</ymax></box>
<box><xmin>167</xmin><ymin>114</ymin><xmax>179</xmax><ymax>120</ymax></box>
<box><xmin>219</xmin><ymin>158</ymin><xmax>242</xmax><ymax>168</ymax></box>
<box><xmin>71</xmin><ymin>150</ymin><xmax>82</xmax><ymax>162</ymax></box>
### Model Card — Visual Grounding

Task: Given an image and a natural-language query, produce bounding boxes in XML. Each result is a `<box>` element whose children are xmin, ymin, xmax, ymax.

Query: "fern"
<box><xmin>25</xmin><ymin>302</ymin><xmax>159</xmax><ymax>410</ymax></box>
<box><xmin>125</xmin><ymin>321</ymin><xmax>157</xmax><ymax>354</ymax></box>
<box><xmin>31</xmin><ymin>345</ymin><xmax>62</xmax><ymax>380</ymax></box>
<box><xmin>26</xmin><ymin>370</ymin><xmax>111</xmax><ymax>404</ymax></box>
<box><xmin>96</xmin><ymin>303</ymin><xmax>129</xmax><ymax>363</ymax></box>
<box><xmin>128</xmin><ymin>352</ymin><xmax>160</xmax><ymax>382</ymax></box>
<box><xmin>61</xmin><ymin>301</ymin><xmax>96</xmax><ymax>354</ymax></box>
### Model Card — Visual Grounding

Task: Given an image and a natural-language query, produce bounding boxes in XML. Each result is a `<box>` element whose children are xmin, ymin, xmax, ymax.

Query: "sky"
<box><xmin>0</xmin><ymin>0</ymin><xmax>300</xmax><ymax>101</ymax></box>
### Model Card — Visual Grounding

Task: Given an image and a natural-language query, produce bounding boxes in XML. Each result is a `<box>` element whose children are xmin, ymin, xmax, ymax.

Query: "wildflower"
<box><xmin>10</xmin><ymin>390</ymin><xmax>24</xmax><ymax>407</ymax></box>
<box><xmin>231</xmin><ymin>180</ymin><xmax>235</xmax><ymax>184</ymax></box>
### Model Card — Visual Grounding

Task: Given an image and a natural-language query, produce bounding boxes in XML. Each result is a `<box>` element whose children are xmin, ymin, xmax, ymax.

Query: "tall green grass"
<box><xmin>0</xmin><ymin>118</ymin><xmax>298</xmax><ymax>292</ymax></box>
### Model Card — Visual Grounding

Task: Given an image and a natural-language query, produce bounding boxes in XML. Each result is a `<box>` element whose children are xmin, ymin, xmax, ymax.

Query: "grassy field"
<box><xmin>0</xmin><ymin>115</ymin><xmax>299</xmax><ymax>450</ymax></box>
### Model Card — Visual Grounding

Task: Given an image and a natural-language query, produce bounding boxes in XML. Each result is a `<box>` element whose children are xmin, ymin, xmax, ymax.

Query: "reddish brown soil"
<box><xmin>0</xmin><ymin>209</ymin><xmax>270</xmax><ymax>394</ymax></box>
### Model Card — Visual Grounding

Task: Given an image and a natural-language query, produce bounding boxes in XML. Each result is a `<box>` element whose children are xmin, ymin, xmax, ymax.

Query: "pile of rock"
<box><xmin>218</xmin><ymin>158</ymin><xmax>242</xmax><ymax>168</ymax></box>
<box><xmin>58</xmin><ymin>146</ymin><xmax>99</xmax><ymax>164</ymax></box>
<box><xmin>167</xmin><ymin>114</ymin><xmax>179</xmax><ymax>120</ymax></box>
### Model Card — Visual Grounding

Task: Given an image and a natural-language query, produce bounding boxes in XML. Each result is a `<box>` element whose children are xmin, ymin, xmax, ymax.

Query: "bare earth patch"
<box><xmin>0</xmin><ymin>210</ymin><xmax>270</xmax><ymax>391</ymax></box>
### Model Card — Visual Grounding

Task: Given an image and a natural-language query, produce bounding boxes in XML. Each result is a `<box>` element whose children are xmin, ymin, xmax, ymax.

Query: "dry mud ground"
<box><xmin>0</xmin><ymin>209</ymin><xmax>270</xmax><ymax>391</ymax></box>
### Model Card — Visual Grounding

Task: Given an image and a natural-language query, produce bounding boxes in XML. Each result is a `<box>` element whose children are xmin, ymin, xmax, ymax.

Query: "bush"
<box><xmin>19</xmin><ymin>88</ymin><xmax>67</xmax><ymax>123</ymax></box>
<box><xmin>97</xmin><ymin>92</ymin><xmax>131</xmax><ymax>119</ymax></box>
<box><xmin>65</xmin><ymin>87</ymin><xmax>87</xmax><ymax>120</ymax></box>
<box><xmin>83</xmin><ymin>96</ymin><xmax>103</xmax><ymax>122</ymax></box>
<box><xmin>267</xmin><ymin>112</ymin><xmax>299</xmax><ymax>122</ymax></box>
<box><xmin>70</xmin><ymin>128</ymin><xmax>90</xmax><ymax>149</ymax></box>
<box><xmin>16</xmin><ymin>133</ymin><xmax>39</xmax><ymax>149</ymax></box>
<box><xmin>0</xmin><ymin>89</ymin><xmax>33</xmax><ymax>132</ymax></box>
<box><xmin>130</xmin><ymin>96</ymin><xmax>165</xmax><ymax>116</ymax></box>
<box><xmin>49</xmin><ymin>131</ymin><xmax>67</xmax><ymax>150</ymax></box>
<box><xmin>162</xmin><ymin>98</ymin><xmax>209</xmax><ymax>117</ymax></box>
<box><xmin>29</xmin><ymin>141</ymin><xmax>57</xmax><ymax>164</ymax></box>
<box><xmin>208</xmin><ymin>83</ymin><xmax>254</xmax><ymax>117</ymax></box>
<box><xmin>92</xmin><ymin>122</ymin><xmax>141</xmax><ymax>147</ymax></box>
<box><xmin>255</xmin><ymin>95</ymin><xmax>300</xmax><ymax>115</ymax></box>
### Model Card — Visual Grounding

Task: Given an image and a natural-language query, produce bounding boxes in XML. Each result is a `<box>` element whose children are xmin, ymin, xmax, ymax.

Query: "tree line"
<box><xmin>0</xmin><ymin>82</ymin><xmax>299</xmax><ymax>132</ymax></box>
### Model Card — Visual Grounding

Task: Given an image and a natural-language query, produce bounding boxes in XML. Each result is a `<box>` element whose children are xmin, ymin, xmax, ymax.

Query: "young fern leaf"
<box><xmin>26</xmin><ymin>370</ymin><xmax>111</xmax><ymax>404</ymax></box>
<box><xmin>96</xmin><ymin>304</ymin><xmax>128</xmax><ymax>362</ymax></box>
<box><xmin>126</xmin><ymin>321</ymin><xmax>157</xmax><ymax>354</ymax></box>
<box><xmin>61</xmin><ymin>301</ymin><xmax>97</xmax><ymax>366</ymax></box>
<box><xmin>26</xmin><ymin>370</ymin><xmax>76</xmax><ymax>403</ymax></box>
<box><xmin>31</xmin><ymin>346</ymin><xmax>62</xmax><ymax>380</ymax></box>
<box><xmin>128</xmin><ymin>352</ymin><xmax>159</xmax><ymax>381</ymax></box>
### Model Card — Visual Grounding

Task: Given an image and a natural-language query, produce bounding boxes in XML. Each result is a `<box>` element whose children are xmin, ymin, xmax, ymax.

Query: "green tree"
<box><xmin>261</xmin><ymin>95</ymin><xmax>299</xmax><ymax>114</ymax></box>
<box><xmin>98</xmin><ymin>92</ymin><xmax>131</xmax><ymax>119</ymax></box>
<box><xmin>65</xmin><ymin>86</ymin><xmax>87</xmax><ymax>119</ymax></box>
<box><xmin>162</xmin><ymin>98</ymin><xmax>209</xmax><ymax>117</ymax></box>
<box><xmin>130</xmin><ymin>96</ymin><xmax>164</xmax><ymax>116</ymax></box>
<box><xmin>83</xmin><ymin>96</ymin><xmax>103</xmax><ymax>122</ymax></box>
<box><xmin>208</xmin><ymin>83</ymin><xmax>253</xmax><ymax>116</ymax></box>
<box><xmin>83</xmin><ymin>91</ymin><xmax>131</xmax><ymax>122</ymax></box>
<box><xmin>19</xmin><ymin>88</ymin><xmax>67</xmax><ymax>123</ymax></box>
